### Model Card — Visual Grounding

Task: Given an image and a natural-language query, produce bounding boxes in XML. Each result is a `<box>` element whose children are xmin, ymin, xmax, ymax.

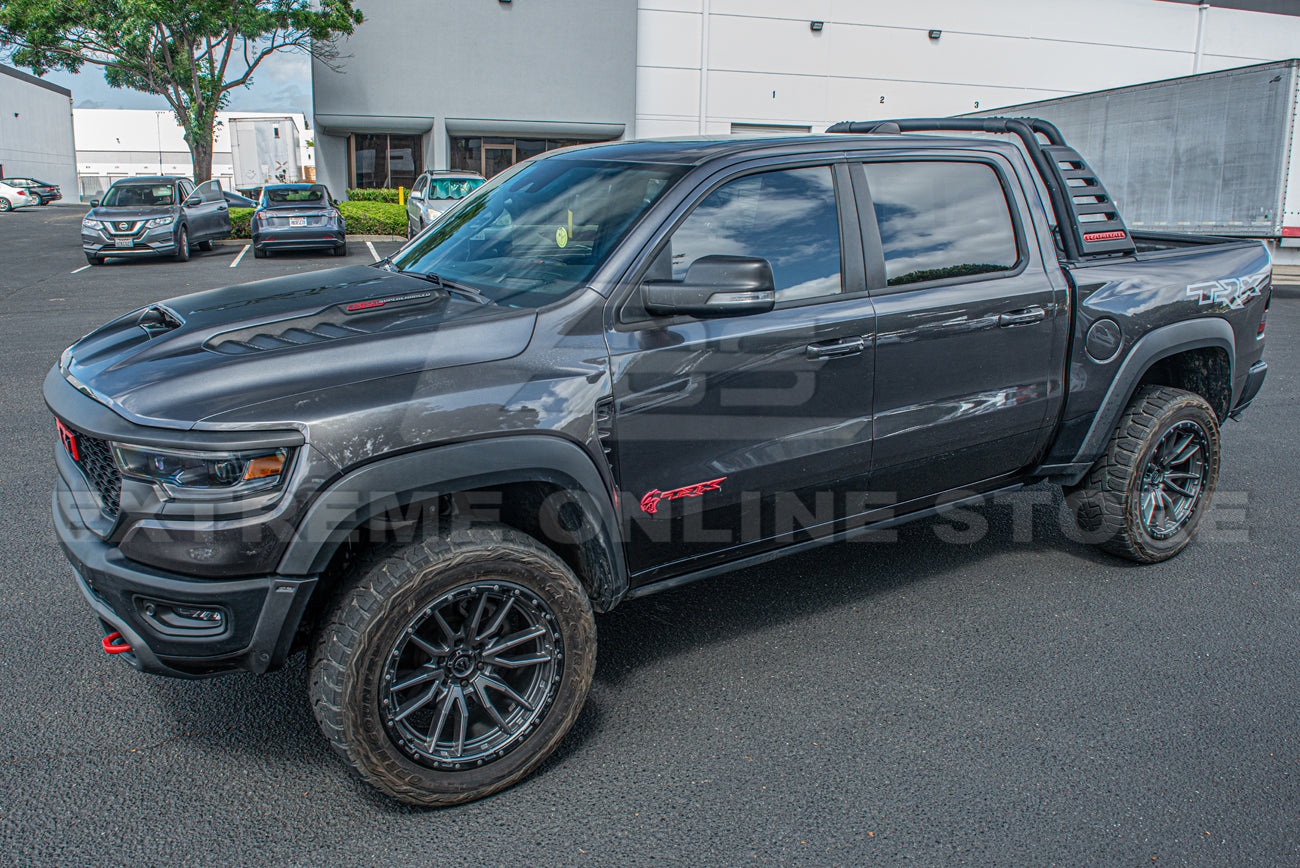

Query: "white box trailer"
<box><xmin>971</xmin><ymin>59</ymin><xmax>1300</xmax><ymax>277</ymax></box>
<box><xmin>229</xmin><ymin>117</ymin><xmax>301</xmax><ymax>192</ymax></box>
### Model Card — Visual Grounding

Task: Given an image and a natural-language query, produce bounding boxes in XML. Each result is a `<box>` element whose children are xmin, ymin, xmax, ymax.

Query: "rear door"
<box><xmin>854</xmin><ymin>154</ymin><xmax>1067</xmax><ymax>505</ymax></box>
<box><xmin>606</xmin><ymin>161</ymin><xmax>877</xmax><ymax>581</ymax></box>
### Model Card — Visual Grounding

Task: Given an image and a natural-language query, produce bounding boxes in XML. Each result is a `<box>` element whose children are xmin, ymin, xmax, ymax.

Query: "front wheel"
<box><xmin>309</xmin><ymin>523</ymin><xmax>596</xmax><ymax>806</ymax></box>
<box><xmin>173</xmin><ymin>226</ymin><xmax>190</xmax><ymax>262</ymax></box>
<box><xmin>1070</xmin><ymin>385</ymin><xmax>1220</xmax><ymax>563</ymax></box>
<box><xmin>0</xmin><ymin>198</ymin><xmax>11</xmax><ymax>212</ymax></box>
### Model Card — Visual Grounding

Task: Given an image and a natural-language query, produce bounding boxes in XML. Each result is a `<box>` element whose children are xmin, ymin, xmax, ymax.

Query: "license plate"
<box><xmin>114</xmin><ymin>239</ymin><xmax>133</xmax><ymax>248</ymax></box>
<box><xmin>290</xmin><ymin>217</ymin><xmax>307</xmax><ymax>227</ymax></box>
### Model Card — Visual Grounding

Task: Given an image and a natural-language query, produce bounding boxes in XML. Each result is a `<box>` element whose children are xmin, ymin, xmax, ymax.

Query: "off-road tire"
<box><xmin>1071</xmin><ymin>385</ymin><xmax>1220</xmax><ymax>563</ymax></box>
<box><xmin>309</xmin><ymin>523</ymin><xmax>596</xmax><ymax>806</ymax></box>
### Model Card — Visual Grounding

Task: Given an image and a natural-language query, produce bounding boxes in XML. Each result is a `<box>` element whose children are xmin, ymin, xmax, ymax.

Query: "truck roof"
<box><xmin>546</xmin><ymin>133</ymin><xmax>1014</xmax><ymax>166</ymax></box>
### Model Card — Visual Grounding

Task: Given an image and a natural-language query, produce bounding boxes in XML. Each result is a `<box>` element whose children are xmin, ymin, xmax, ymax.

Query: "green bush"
<box><xmin>346</xmin><ymin>188</ymin><xmax>401</xmax><ymax>203</ymax></box>
<box><xmin>224</xmin><ymin>202</ymin><xmax>404</xmax><ymax>239</ymax></box>
<box><xmin>338</xmin><ymin>200</ymin><xmax>406</xmax><ymax>235</ymax></box>
<box><xmin>229</xmin><ymin>207</ymin><xmax>254</xmax><ymax>239</ymax></box>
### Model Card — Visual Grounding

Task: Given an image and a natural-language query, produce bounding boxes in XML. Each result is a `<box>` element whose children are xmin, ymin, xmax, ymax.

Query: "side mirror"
<box><xmin>184</xmin><ymin>195</ymin><xmax>201</xmax><ymax>207</ymax></box>
<box><xmin>409</xmin><ymin>189</ymin><xmax>423</xmax><ymax>200</ymax></box>
<box><xmin>642</xmin><ymin>255</ymin><xmax>776</xmax><ymax>317</ymax></box>
<box><xmin>90</xmin><ymin>199</ymin><xmax>100</xmax><ymax>208</ymax></box>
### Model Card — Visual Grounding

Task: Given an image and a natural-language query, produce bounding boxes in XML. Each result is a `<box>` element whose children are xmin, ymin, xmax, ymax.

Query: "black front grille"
<box><xmin>76</xmin><ymin>433</ymin><xmax>122</xmax><ymax>519</ymax></box>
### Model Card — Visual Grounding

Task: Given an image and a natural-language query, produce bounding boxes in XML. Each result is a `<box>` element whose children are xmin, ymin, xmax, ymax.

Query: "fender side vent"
<box><xmin>595</xmin><ymin>399</ymin><xmax>617</xmax><ymax>481</ymax></box>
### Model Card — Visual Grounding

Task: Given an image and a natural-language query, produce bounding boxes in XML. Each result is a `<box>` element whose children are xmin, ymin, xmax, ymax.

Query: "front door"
<box><xmin>607</xmin><ymin>163</ymin><xmax>876</xmax><ymax>581</ymax></box>
<box><xmin>856</xmin><ymin>157</ymin><xmax>1066</xmax><ymax>505</ymax></box>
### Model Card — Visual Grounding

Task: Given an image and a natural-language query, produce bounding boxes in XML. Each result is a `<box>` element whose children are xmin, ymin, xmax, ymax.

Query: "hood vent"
<box><xmin>208</xmin><ymin>320</ymin><xmax>369</xmax><ymax>355</ymax></box>
<box><xmin>136</xmin><ymin>304</ymin><xmax>185</xmax><ymax>338</ymax></box>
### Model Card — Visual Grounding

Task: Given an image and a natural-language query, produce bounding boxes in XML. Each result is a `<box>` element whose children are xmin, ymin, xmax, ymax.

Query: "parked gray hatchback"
<box><xmin>82</xmin><ymin>176</ymin><xmax>231</xmax><ymax>265</ymax></box>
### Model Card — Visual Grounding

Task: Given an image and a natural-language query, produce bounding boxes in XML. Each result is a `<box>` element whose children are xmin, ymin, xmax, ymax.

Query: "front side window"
<box><xmin>668</xmin><ymin>166</ymin><xmax>842</xmax><ymax>302</ymax></box>
<box><xmin>863</xmin><ymin>161</ymin><xmax>1019</xmax><ymax>287</ymax></box>
<box><xmin>391</xmin><ymin>158</ymin><xmax>686</xmax><ymax>309</ymax></box>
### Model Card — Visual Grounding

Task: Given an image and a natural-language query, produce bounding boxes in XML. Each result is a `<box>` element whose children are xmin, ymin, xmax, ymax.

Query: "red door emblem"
<box><xmin>639</xmin><ymin>477</ymin><xmax>726</xmax><ymax>514</ymax></box>
<box><xmin>56</xmin><ymin>419</ymin><xmax>79</xmax><ymax>461</ymax></box>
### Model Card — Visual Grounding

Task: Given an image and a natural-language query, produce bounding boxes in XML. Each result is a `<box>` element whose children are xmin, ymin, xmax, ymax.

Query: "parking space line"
<box><xmin>230</xmin><ymin>245</ymin><xmax>250</xmax><ymax>268</ymax></box>
<box><xmin>366</xmin><ymin>241</ymin><xmax>379</xmax><ymax>262</ymax></box>
<box><xmin>70</xmin><ymin>264</ymin><xmax>91</xmax><ymax>274</ymax></box>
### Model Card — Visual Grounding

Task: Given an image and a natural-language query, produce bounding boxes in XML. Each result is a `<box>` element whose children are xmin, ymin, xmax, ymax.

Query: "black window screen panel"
<box><xmin>863</xmin><ymin>161</ymin><xmax>1018</xmax><ymax>287</ymax></box>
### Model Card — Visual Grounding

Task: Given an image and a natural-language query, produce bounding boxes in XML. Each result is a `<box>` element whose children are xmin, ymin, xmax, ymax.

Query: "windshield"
<box><xmin>392</xmin><ymin>159</ymin><xmax>684</xmax><ymax>309</ymax></box>
<box><xmin>102</xmin><ymin>183</ymin><xmax>175</xmax><ymax>207</ymax></box>
<box><xmin>264</xmin><ymin>185</ymin><xmax>328</xmax><ymax>208</ymax></box>
<box><xmin>428</xmin><ymin>177</ymin><xmax>485</xmax><ymax>200</ymax></box>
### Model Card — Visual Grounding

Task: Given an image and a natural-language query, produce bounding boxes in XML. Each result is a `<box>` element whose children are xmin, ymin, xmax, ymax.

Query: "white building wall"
<box><xmin>73</xmin><ymin>109</ymin><xmax>314</xmax><ymax>199</ymax></box>
<box><xmin>0</xmin><ymin>66</ymin><xmax>77</xmax><ymax>195</ymax></box>
<box><xmin>635</xmin><ymin>0</ymin><xmax>1300</xmax><ymax>137</ymax></box>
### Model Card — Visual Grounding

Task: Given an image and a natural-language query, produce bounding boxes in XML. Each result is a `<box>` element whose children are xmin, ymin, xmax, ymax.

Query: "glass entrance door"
<box><xmin>482</xmin><ymin>144</ymin><xmax>516</xmax><ymax>179</ymax></box>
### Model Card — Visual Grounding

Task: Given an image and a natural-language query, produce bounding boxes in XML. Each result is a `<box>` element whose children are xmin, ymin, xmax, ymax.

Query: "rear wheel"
<box><xmin>1070</xmin><ymin>385</ymin><xmax>1220</xmax><ymax>563</ymax></box>
<box><xmin>253</xmin><ymin>245</ymin><xmax>267</xmax><ymax>259</ymax></box>
<box><xmin>197</xmin><ymin>239</ymin><xmax>213</xmax><ymax>252</ymax></box>
<box><xmin>309</xmin><ymin>523</ymin><xmax>596</xmax><ymax>806</ymax></box>
<box><xmin>0</xmin><ymin>198</ymin><xmax>11</xmax><ymax>212</ymax></box>
<box><xmin>333</xmin><ymin>241</ymin><xmax>348</xmax><ymax>257</ymax></box>
<box><xmin>173</xmin><ymin>226</ymin><xmax>190</xmax><ymax>262</ymax></box>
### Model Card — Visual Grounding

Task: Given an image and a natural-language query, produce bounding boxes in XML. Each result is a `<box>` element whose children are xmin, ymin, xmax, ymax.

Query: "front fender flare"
<box><xmin>277</xmin><ymin>435</ymin><xmax>627</xmax><ymax>610</ymax></box>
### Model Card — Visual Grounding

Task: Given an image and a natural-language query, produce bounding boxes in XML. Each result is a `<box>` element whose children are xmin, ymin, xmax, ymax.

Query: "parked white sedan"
<box><xmin>0</xmin><ymin>180</ymin><xmax>40</xmax><ymax>211</ymax></box>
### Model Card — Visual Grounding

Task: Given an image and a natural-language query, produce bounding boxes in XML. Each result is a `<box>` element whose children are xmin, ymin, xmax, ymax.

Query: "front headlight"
<box><xmin>113</xmin><ymin>444</ymin><xmax>292</xmax><ymax>497</ymax></box>
<box><xmin>145</xmin><ymin>216</ymin><xmax>174</xmax><ymax>229</ymax></box>
<box><xmin>82</xmin><ymin>217</ymin><xmax>103</xmax><ymax>230</ymax></box>
<box><xmin>423</xmin><ymin>206</ymin><xmax>444</xmax><ymax>220</ymax></box>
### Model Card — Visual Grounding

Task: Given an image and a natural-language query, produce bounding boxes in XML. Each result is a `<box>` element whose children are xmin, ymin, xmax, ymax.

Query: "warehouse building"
<box><xmin>0</xmin><ymin>63</ymin><xmax>76</xmax><ymax>197</ymax></box>
<box><xmin>311</xmin><ymin>0</ymin><xmax>1300</xmax><ymax>194</ymax></box>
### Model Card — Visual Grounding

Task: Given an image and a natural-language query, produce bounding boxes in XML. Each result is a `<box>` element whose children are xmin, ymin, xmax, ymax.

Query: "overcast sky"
<box><xmin>35</xmin><ymin>48</ymin><xmax>313</xmax><ymax>122</ymax></box>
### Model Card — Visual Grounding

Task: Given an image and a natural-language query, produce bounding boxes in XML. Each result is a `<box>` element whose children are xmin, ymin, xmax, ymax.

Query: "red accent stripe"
<box><xmin>1282</xmin><ymin>227</ymin><xmax>1300</xmax><ymax>237</ymax></box>
<box><xmin>1083</xmin><ymin>230</ymin><xmax>1128</xmax><ymax>242</ymax></box>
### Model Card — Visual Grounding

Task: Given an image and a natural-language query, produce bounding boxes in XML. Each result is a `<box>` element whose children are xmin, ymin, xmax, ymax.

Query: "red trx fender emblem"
<box><xmin>639</xmin><ymin>477</ymin><xmax>726</xmax><ymax>514</ymax></box>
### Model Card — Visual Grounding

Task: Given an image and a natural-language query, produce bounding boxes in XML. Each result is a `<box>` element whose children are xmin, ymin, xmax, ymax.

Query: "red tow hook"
<box><xmin>102</xmin><ymin>631</ymin><xmax>132</xmax><ymax>654</ymax></box>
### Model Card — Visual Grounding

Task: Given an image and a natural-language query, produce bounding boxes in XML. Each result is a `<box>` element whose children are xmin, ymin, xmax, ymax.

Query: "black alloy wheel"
<box><xmin>1138</xmin><ymin>419</ymin><xmax>1209</xmax><ymax>540</ymax></box>
<box><xmin>381</xmin><ymin>581</ymin><xmax>562</xmax><ymax>770</ymax></box>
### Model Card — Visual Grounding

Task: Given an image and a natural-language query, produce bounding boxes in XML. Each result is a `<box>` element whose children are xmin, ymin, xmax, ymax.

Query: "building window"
<box><xmin>350</xmin><ymin>133</ymin><xmax>423</xmax><ymax>188</ymax></box>
<box><xmin>449</xmin><ymin>136</ymin><xmax>607</xmax><ymax>179</ymax></box>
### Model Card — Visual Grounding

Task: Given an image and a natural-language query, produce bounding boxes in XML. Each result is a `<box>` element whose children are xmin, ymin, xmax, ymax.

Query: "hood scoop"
<box><xmin>137</xmin><ymin>304</ymin><xmax>185</xmax><ymax>338</ymax></box>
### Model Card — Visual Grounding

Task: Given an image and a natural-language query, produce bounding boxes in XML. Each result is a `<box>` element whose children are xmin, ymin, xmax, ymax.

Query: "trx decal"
<box><xmin>1185</xmin><ymin>272</ymin><xmax>1268</xmax><ymax>310</ymax></box>
<box><xmin>639</xmin><ymin>477</ymin><xmax>727</xmax><ymax>515</ymax></box>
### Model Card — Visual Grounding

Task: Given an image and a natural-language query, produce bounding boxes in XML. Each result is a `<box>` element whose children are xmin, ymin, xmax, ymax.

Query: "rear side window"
<box><xmin>669</xmin><ymin>165</ymin><xmax>842</xmax><ymax>302</ymax></box>
<box><xmin>863</xmin><ymin>161</ymin><xmax>1018</xmax><ymax>287</ymax></box>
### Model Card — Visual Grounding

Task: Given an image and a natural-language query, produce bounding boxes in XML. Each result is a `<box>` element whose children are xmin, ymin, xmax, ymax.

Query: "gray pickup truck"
<box><xmin>47</xmin><ymin>118</ymin><xmax>1270</xmax><ymax>805</ymax></box>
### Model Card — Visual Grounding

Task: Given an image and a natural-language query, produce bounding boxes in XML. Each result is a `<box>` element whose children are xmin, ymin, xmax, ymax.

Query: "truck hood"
<box><xmin>61</xmin><ymin>264</ymin><xmax>537</xmax><ymax>428</ymax></box>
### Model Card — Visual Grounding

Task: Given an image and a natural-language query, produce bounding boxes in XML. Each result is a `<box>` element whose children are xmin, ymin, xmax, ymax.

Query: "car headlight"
<box><xmin>145</xmin><ymin>216</ymin><xmax>174</xmax><ymax>228</ymax></box>
<box><xmin>82</xmin><ymin>217</ymin><xmax>103</xmax><ymax>230</ymax></box>
<box><xmin>113</xmin><ymin>444</ymin><xmax>292</xmax><ymax>497</ymax></box>
<box><xmin>423</xmin><ymin>206</ymin><xmax>444</xmax><ymax>220</ymax></box>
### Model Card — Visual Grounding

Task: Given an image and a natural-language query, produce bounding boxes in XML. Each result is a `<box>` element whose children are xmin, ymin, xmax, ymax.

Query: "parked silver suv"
<box><xmin>404</xmin><ymin>170</ymin><xmax>485</xmax><ymax>237</ymax></box>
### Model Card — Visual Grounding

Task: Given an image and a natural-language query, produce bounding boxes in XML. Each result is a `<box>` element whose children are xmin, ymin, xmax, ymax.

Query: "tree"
<box><xmin>0</xmin><ymin>1</ymin><xmax>363</xmax><ymax>183</ymax></box>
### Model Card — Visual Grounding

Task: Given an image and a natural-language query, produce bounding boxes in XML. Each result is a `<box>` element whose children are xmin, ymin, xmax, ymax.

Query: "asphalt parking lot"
<box><xmin>2</xmin><ymin>204</ymin><xmax>1298</xmax><ymax>866</ymax></box>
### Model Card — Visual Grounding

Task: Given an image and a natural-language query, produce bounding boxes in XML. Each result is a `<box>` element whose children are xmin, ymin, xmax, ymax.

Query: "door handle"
<box><xmin>217</xmin><ymin>205</ymin><xmax>228</xmax><ymax>211</ymax></box>
<box><xmin>998</xmin><ymin>306</ymin><xmax>1046</xmax><ymax>327</ymax></box>
<box><xmin>805</xmin><ymin>336</ymin><xmax>866</xmax><ymax>360</ymax></box>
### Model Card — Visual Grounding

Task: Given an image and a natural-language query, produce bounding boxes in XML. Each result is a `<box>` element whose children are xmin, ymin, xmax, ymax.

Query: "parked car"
<box><xmin>47</xmin><ymin>119</ymin><xmax>1270</xmax><ymax>807</ymax></box>
<box><xmin>0</xmin><ymin>179</ymin><xmax>40</xmax><ymax>211</ymax></box>
<box><xmin>4</xmin><ymin>177</ymin><xmax>61</xmax><ymax>205</ymax></box>
<box><xmin>223</xmin><ymin>189</ymin><xmax>258</xmax><ymax>208</ymax></box>
<box><xmin>251</xmin><ymin>183</ymin><xmax>346</xmax><ymax>258</ymax></box>
<box><xmin>405</xmin><ymin>170</ymin><xmax>485</xmax><ymax>236</ymax></box>
<box><xmin>81</xmin><ymin>176</ymin><xmax>231</xmax><ymax>265</ymax></box>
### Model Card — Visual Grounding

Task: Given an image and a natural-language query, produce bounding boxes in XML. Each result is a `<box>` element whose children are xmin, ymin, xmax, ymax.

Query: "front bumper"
<box><xmin>83</xmin><ymin>228</ymin><xmax>177</xmax><ymax>257</ymax></box>
<box><xmin>55</xmin><ymin>475</ymin><xmax>316</xmax><ymax>678</ymax></box>
<box><xmin>253</xmin><ymin>228</ymin><xmax>345</xmax><ymax>252</ymax></box>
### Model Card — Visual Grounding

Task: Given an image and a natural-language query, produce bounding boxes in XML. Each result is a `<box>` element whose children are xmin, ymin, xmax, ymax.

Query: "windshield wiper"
<box><xmin>398</xmin><ymin>268</ymin><xmax>492</xmax><ymax>305</ymax></box>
